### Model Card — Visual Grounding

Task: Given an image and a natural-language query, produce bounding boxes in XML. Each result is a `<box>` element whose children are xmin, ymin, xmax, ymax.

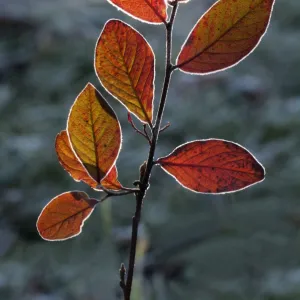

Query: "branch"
<box><xmin>128</xmin><ymin>113</ymin><xmax>152</xmax><ymax>145</ymax></box>
<box><xmin>119</xmin><ymin>263</ymin><xmax>127</xmax><ymax>298</ymax></box>
<box><xmin>97</xmin><ymin>184</ymin><xmax>139</xmax><ymax>202</ymax></box>
<box><xmin>124</xmin><ymin>3</ymin><xmax>179</xmax><ymax>300</ymax></box>
<box><xmin>159</xmin><ymin>122</ymin><xmax>170</xmax><ymax>133</ymax></box>
<box><xmin>143</xmin><ymin>124</ymin><xmax>152</xmax><ymax>142</ymax></box>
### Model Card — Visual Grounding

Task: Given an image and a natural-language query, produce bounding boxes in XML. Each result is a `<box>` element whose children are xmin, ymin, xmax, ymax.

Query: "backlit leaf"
<box><xmin>107</xmin><ymin>0</ymin><xmax>167</xmax><ymax>24</ymax></box>
<box><xmin>67</xmin><ymin>83</ymin><xmax>122</xmax><ymax>183</ymax></box>
<box><xmin>177</xmin><ymin>0</ymin><xmax>275</xmax><ymax>74</ymax></box>
<box><xmin>157</xmin><ymin>139</ymin><xmax>265</xmax><ymax>194</ymax></box>
<box><xmin>37</xmin><ymin>191</ymin><xmax>98</xmax><ymax>241</ymax></box>
<box><xmin>55</xmin><ymin>130</ymin><xmax>122</xmax><ymax>190</ymax></box>
<box><xmin>101</xmin><ymin>164</ymin><xmax>123</xmax><ymax>190</ymax></box>
<box><xmin>95</xmin><ymin>20</ymin><xmax>154</xmax><ymax>124</ymax></box>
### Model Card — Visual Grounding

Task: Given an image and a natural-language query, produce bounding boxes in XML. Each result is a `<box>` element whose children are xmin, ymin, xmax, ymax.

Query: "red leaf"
<box><xmin>107</xmin><ymin>0</ymin><xmax>167</xmax><ymax>24</ymax></box>
<box><xmin>37</xmin><ymin>191</ymin><xmax>98</xmax><ymax>241</ymax></box>
<box><xmin>55</xmin><ymin>130</ymin><xmax>122</xmax><ymax>191</ymax></box>
<box><xmin>157</xmin><ymin>139</ymin><xmax>265</xmax><ymax>194</ymax></box>
<box><xmin>177</xmin><ymin>0</ymin><xmax>275</xmax><ymax>74</ymax></box>
<box><xmin>95</xmin><ymin>20</ymin><xmax>154</xmax><ymax>124</ymax></box>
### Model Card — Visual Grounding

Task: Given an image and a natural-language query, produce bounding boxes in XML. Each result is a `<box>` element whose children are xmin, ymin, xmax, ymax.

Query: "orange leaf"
<box><xmin>177</xmin><ymin>0</ymin><xmax>275</xmax><ymax>74</ymax></box>
<box><xmin>101</xmin><ymin>164</ymin><xmax>123</xmax><ymax>190</ymax></box>
<box><xmin>95</xmin><ymin>20</ymin><xmax>154</xmax><ymax>124</ymax></box>
<box><xmin>55</xmin><ymin>130</ymin><xmax>122</xmax><ymax>190</ymax></box>
<box><xmin>107</xmin><ymin>0</ymin><xmax>167</xmax><ymax>24</ymax></box>
<box><xmin>157</xmin><ymin>139</ymin><xmax>265</xmax><ymax>194</ymax></box>
<box><xmin>67</xmin><ymin>83</ymin><xmax>122</xmax><ymax>184</ymax></box>
<box><xmin>37</xmin><ymin>191</ymin><xmax>98</xmax><ymax>241</ymax></box>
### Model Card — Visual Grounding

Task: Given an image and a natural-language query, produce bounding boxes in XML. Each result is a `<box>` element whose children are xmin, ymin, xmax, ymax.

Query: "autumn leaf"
<box><xmin>67</xmin><ymin>83</ymin><xmax>122</xmax><ymax>184</ymax></box>
<box><xmin>55</xmin><ymin>130</ymin><xmax>122</xmax><ymax>190</ymax></box>
<box><xmin>157</xmin><ymin>139</ymin><xmax>265</xmax><ymax>194</ymax></box>
<box><xmin>101</xmin><ymin>165</ymin><xmax>123</xmax><ymax>190</ymax></box>
<box><xmin>37</xmin><ymin>191</ymin><xmax>98</xmax><ymax>241</ymax></box>
<box><xmin>107</xmin><ymin>0</ymin><xmax>167</xmax><ymax>24</ymax></box>
<box><xmin>95</xmin><ymin>19</ymin><xmax>154</xmax><ymax>124</ymax></box>
<box><xmin>177</xmin><ymin>0</ymin><xmax>275</xmax><ymax>74</ymax></box>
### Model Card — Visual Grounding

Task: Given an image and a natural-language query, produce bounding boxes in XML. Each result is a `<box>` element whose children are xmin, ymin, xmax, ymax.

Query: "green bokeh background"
<box><xmin>1</xmin><ymin>0</ymin><xmax>300</xmax><ymax>299</ymax></box>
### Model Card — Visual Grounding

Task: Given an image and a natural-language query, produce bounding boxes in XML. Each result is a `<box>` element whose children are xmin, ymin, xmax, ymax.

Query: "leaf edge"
<box><xmin>106</xmin><ymin>0</ymin><xmax>168</xmax><ymax>25</ymax></box>
<box><xmin>36</xmin><ymin>190</ymin><xmax>98</xmax><ymax>242</ymax></box>
<box><xmin>157</xmin><ymin>138</ymin><xmax>266</xmax><ymax>195</ymax></box>
<box><xmin>175</xmin><ymin>0</ymin><xmax>276</xmax><ymax>75</ymax></box>
<box><xmin>66</xmin><ymin>82</ymin><xmax>123</xmax><ymax>185</ymax></box>
<box><xmin>94</xmin><ymin>18</ymin><xmax>155</xmax><ymax>125</ymax></box>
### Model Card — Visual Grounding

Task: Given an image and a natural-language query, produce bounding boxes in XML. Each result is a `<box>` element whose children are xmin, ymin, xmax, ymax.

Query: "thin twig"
<box><xmin>143</xmin><ymin>124</ymin><xmax>152</xmax><ymax>143</ymax></box>
<box><xmin>97</xmin><ymin>183</ymin><xmax>139</xmax><ymax>196</ymax></box>
<box><xmin>128</xmin><ymin>113</ymin><xmax>151</xmax><ymax>145</ymax></box>
<box><xmin>120</xmin><ymin>186</ymin><xmax>140</xmax><ymax>192</ymax></box>
<box><xmin>119</xmin><ymin>263</ymin><xmax>126</xmax><ymax>298</ymax></box>
<box><xmin>124</xmin><ymin>3</ymin><xmax>179</xmax><ymax>300</ymax></box>
<box><xmin>159</xmin><ymin>122</ymin><xmax>170</xmax><ymax>133</ymax></box>
<box><xmin>99</xmin><ymin>189</ymin><xmax>138</xmax><ymax>202</ymax></box>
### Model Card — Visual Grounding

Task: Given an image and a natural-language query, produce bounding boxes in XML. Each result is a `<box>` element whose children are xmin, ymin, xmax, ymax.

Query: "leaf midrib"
<box><xmin>42</xmin><ymin>205</ymin><xmax>92</xmax><ymax>233</ymax></box>
<box><xmin>113</xmin><ymin>28</ymin><xmax>152</xmax><ymax>124</ymax></box>
<box><xmin>161</xmin><ymin>161</ymin><xmax>260</xmax><ymax>175</ymax></box>
<box><xmin>143</xmin><ymin>0</ymin><xmax>166</xmax><ymax>23</ymax></box>
<box><xmin>89</xmin><ymin>87</ymin><xmax>102</xmax><ymax>183</ymax></box>
<box><xmin>178</xmin><ymin>0</ymin><xmax>268</xmax><ymax>68</ymax></box>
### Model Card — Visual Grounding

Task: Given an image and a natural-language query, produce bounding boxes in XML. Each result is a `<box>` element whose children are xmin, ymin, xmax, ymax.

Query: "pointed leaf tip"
<box><xmin>37</xmin><ymin>191</ymin><xmax>98</xmax><ymax>241</ymax></box>
<box><xmin>67</xmin><ymin>84</ymin><xmax>122</xmax><ymax>184</ymax></box>
<box><xmin>157</xmin><ymin>139</ymin><xmax>265</xmax><ymax>194</ymax></box>
<box><xmin>107</xmin><ymin>0</ymin><xmax>167</xmax><ymax>24</ymax></box>
<box><xmin>177</xmin><ymin>0</ymin><xmax>275</xmax><ymax>74</ymax></box>
<box><xmin>95</xmin><ymin>20</ymin><xmax>154</xmax><ymax>124</ymax></box>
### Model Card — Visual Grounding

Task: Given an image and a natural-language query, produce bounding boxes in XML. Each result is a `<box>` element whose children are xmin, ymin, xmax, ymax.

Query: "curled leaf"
<box><xmin>107</xmin><ymin>0</ymin><xmax>167</xmax><ymax>24</ymax></box>
<box><xmin>67</xmin><ymin>83</ymin><xmax>122</xmax><ymax>183</ymax></box>
<box><xmin>55</xmin><ymin>130</ymin><xmax>122</xmax><ymax>190</ymax></box>
<box><xmin>37</xmin><ymin>191</ymin><xmax>98</xmax><ymax>241</ymax></box>
<box><xmin>95</xmin><ymin>19</ymin><xmax>154</xmax><ymax>124</ymax></box>
<box><xmin>157</xmin><ymin>139</ymin><xmax>265</xmax><ymax>194</ymax></box>
<box><xmin>177</xmin><ymin>0</ymin><xmax>275</xmax><ymax>74</ymax></box>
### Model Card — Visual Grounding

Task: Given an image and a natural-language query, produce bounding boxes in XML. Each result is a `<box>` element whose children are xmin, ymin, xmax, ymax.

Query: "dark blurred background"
<box><xmin>1</xmin><ymin>0</ymin><xmax>300</xmax><ymax>299</ymax></box>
